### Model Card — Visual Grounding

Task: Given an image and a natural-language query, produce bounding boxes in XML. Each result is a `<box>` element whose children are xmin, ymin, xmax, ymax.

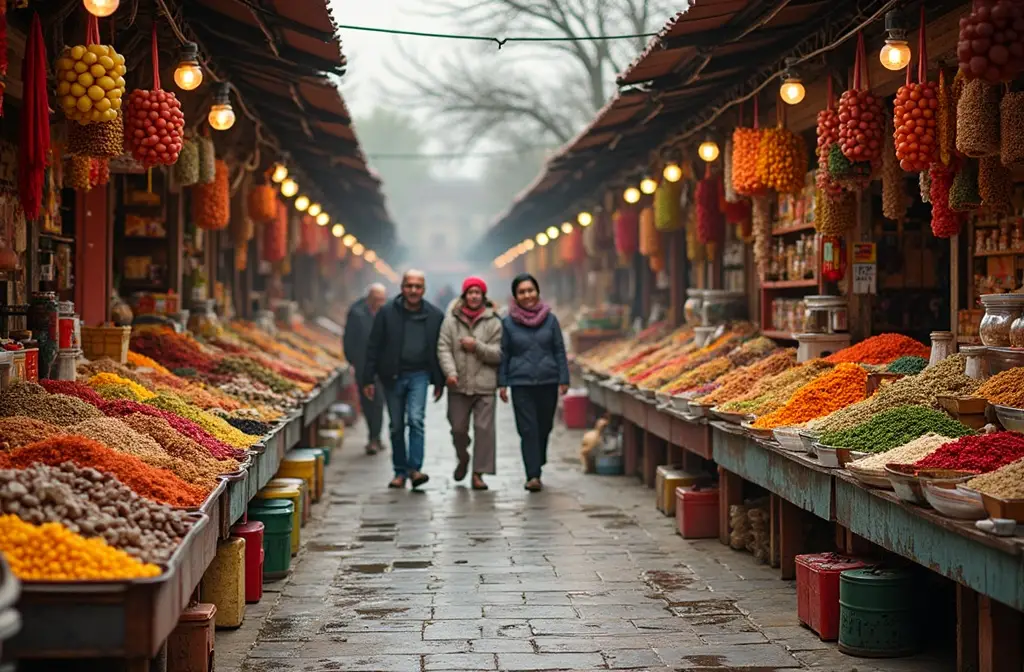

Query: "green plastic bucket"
<box><xmin>247</xmin><ymin>500</ymin><xmax>294</xmax><ymax>579</ymax></box>
<box><xmin>838</xmin><ymin>567</ymin><xmax>918</xmax><ymax>658</ymax></box>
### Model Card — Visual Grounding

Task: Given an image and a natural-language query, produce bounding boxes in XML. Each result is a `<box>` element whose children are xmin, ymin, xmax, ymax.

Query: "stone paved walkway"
<box><xmin>219</xmin><ymin>402</ymin><xmax>951</xmax><ymax>672</ymax></box>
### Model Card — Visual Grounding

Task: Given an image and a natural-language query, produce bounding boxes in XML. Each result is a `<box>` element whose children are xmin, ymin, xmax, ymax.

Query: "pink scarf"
<box><xmin>509</xmin><ymin>300</ymin><xmax>551</xmax><ymax>328</ymax></box>
<box><xmin>460</xmin><ymin>303</ymin><xmax>485</xmax><ymax>325</ymax></box>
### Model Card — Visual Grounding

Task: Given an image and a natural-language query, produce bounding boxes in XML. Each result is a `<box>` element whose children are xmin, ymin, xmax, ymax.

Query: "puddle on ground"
<box><xmin>397</xmin><ymin>543</ymin><xmax>428</xmax><ymax>550</ymax></box>
<box><xmin>468</xmin><ymin>537</ymin><xmax>492</xmax><ymax>544</ymax></box>
<box><xmin>345</xmin><ymin>563</ymin><xmax>391</xmax><ymax>574</ymax></box>
<box><xmin>587</xmin><ymin>512</ymin><xmax>629</xmax><ymax>519</ymax></box>
<box><xmin>360</xmin><ymin>521</ymin><xmax>398</xmax><ymax>529</ymax></box>
<box><xmin>603</xmin><ymin>519</ymin><xmax>639</xmax><ymax>529</ymax></box>
<box><xmin>643</xmin><ymin>570</ymin><xmax>696</xmax><ymax>591</ymax></box>
<box><xmin>306</xmin><ymin>542</ymin><xmax>364</xmax><ymax>552</ymax></box>
<box><xmin>356</xmin><ymin>534</ymin><xmax>395</xmax><ymax>542</ymax></box>
<box><xmin>355</xmin><ymin>607</ymin><xmax>409</xmax><ymax>619</ymax></box>
<box><xmin>392</xmin><ymin>559</ymin><xmax>432</xmax><ymax>570</ymax></box>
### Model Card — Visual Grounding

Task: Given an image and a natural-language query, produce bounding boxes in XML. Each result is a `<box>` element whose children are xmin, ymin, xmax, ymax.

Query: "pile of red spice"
<box><xmin>130</xmin><ymin>329</ymin><xmax>218</xmax><ymax>372</ymax></box>
<box><xmin>0</xmin><ymin>435</ymin><xmax>207</xmax><ymax>507</ymax></box>
<box><xmin>40</xmin><ymin>379</ymin><xmax>106</xmax><ymax>406</ymax></box>
<box><xmin>101</xmin><ymin>399</ymin><xmax>244</xmax><ymax>460</ymax></box>
<box><xmin>826</xmin><ymin>333</ymin><xmax>930</xmax><ymax>366</ymax></box>
<box><xmin>914</xmin><ymin>431</ymin><xmax>1024</xmax><ymax>473</ymax></box>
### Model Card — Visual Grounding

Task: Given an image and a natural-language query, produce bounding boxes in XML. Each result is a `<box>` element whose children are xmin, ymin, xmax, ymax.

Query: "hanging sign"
<box><xmin>852</xmin><ymin>242</ymin><xmax>877</xmax><ymax>294</ymax></box>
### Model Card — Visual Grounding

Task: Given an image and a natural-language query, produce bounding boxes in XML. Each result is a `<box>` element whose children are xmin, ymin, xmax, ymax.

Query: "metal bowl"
<box><xmin>985</xmin><ymin>347</ymin><xmax>1024</xmax><ymax>375</ymax></box>
<box><xmin>923</xmin><ymin>483</ymin><xmax>987</xmax><ymax>520</ymax></box>
<box><xmin>813</xmin><ymin>443</ymin><xmax>841</xmax><ymax>469</ymax></box>
<box><xmin>798</xmin><ymin>430</ymin><xmax>820</xmax><ymax>455</ymax></box>
<box><xmin>773</xmin><ymin>427</ymin><xmax>806</xmax><ymax>453</ymax></box>
<box><xmin>741</xmin><ymin>420</ymin><xmax>774</xmax><ymax>441</ymax></box>
<box><xmin>993</xmin><ymin>404</ymin><xmax>1024</xmax><ymax>432</ymax></box>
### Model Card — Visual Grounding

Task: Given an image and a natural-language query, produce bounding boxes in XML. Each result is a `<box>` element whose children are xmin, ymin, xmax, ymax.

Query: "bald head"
<box><xmin>401</xmin><ymin>269</ymin><xmax>426</xmax><ymax>309</ymax></box>
<box><xmin>366</xmin><ymin>283</ymin><xmax>387</xmax><ymax>313</ymax></box>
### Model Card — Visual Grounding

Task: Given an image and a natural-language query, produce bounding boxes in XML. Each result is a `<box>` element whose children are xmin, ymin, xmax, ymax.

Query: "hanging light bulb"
<box><xmin>779</xmin><ymin>58</ymin><xmax>805</xmax><ymax>105</ymax></box>
<box><xmin>316</xmin><ymin>212</ymin><xmax>330</xmax><ymax>226</ymax></box>
<box><xmin>879</xmin><ymin>9</ymin><xmax>912</xmax><ymax>71</ymax></box>
<box><xmin>271</xmin><ymin>163</ymin><xmax>289</xmax><ymax>184</ymax></box>
<box><xmin>342</xmin><ymin>234</ymin><xmax>356</xmax><ymax>248</ymax></box>
<box><xmin>280</xmin><ymin>178</ymin><xmax>298</xmax><ymax>197</ymax></box>
<box><xmin>307</xmin><ymin>202</ymin><xmax>322</xmax><ymax>217</ymax></box>
<box><xmin>172</xmin><ymin>42</ymin><xmax>203</xmax><ymax>91</ymax></box>
<box><xmin>332</xmin><ymin>224</ymin><xmax>345</xmax><ymax>238</ymax></box>
<box><xmin>536</xmin><ymin>232</ymin><xmax>549</xmax><ymax>246</ymax></box>
<box><xmin>623</xmin><ymin>186</ymin><xmax>641</xmax><ymax>204</ymax></box>
<box><xmin>294</xmin><ymin>195</ymin><xmax>310</xmax><ymax>212</ymax></box>
<box><xmin>561</xmin><ymin>222</ymin><xmax>573</xmax><ymax>234</ymax></box>
<box><xmin>352</xmin><ymin>243</ymin><xmax>365</xmax><ymax>257</ymax></box>
<box><xmin>545</xmin><ymin>225</ymin><xmax>560</xmax><ymax>240</ymax></box>
<box><xmin>639</xmin><ymin>177</ymin><xmax>658</xmax><ymax>195</ymax></box>
<box><xmin>577</xmin><ymin>211</ymin><xmax>593</xmax><ymax>227</ymax></box>
<box><xmin>208</xmin><ymin>83</ymin><xmax>236</xmax><ymax>131</ymax></box>
<box><xmin>663</xmin><ymin>163</ymin><xmax>683</xmax><ymax>183</ymax></box>
<box><xmin>698</xmin><ymin>135</ymin><xmax>720</xmax><ymax>163</ymax></box>
<box><xmin>365</xmin><ymin>250</ymin><xmax>378</xmax><ymax>263</ymax></box>
<box><xmin>524</xmin><ymin>239</ymin><xmax>536</xmax><ymax>250</ymax></box>
<box><xmin>83</xmin><ymin>0</ymin><xmax>119</xmax><ymax>17</ymax></box>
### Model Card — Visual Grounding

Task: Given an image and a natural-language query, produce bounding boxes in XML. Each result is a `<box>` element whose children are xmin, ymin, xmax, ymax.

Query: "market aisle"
<box><xmin>219</xmin><ymin>402</ymin><xmax>949</xmax><ymax>672</ymax></box>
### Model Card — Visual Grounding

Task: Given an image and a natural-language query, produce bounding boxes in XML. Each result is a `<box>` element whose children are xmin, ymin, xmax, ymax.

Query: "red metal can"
<box><xmin>23</xmin><ymin>347</ymin><xmax>39</xmax><ymax>382</ymax></box>
<box><xmin>58</xmin><ymin>316</ymin><xmax>75</xmax><ymax>349</ymax></box>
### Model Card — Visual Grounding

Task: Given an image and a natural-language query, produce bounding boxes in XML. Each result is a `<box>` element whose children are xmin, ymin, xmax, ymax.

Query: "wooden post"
<box><xmin>623</xmin><ymin>420</ymin><xmax>639</xmax><ymax>478</ymax></box>
<box><xmin>978</xmin><ymin>595</ymin><xmax>1022</xmax><ymax>672</ymax></box>
<box><xmin>778</xmin><ymin>497</ymin><xmax>804</xmax><ymax>580</ymax></box>
<box><xmin>643</xmin><ymin>432</ymin><xmax>667</xmax><ymax>488</ymax></box>
<box><xmin>718</xmin><ymin>466</ymin><xmax>743</xmax><ymax>545</ymax></box>
<box><xmin>75</xmin><ymin>184</ymin><xmax>113</xmax><ymax>325</ymax></box>
<box><xmin>957</xmin><ymin>585</ymin><xmax>979</xmax><ymax>672</ymax></box>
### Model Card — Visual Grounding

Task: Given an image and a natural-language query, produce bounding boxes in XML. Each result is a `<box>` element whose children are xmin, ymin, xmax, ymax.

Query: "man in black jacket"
<box><xmin>343</xmin><ymin>283</ymin><xmax>387</xmax><ymax>455</ymax></box>
<box><xmin>362</xmin><ymin>270</ymin><xmax>445</xmax><ymax>489</ymax></box>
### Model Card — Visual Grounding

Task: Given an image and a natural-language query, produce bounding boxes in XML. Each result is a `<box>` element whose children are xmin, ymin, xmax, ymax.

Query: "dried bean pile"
<box><xmin>976</xmin><ymin>367</ymin><xmax>1024</xmax><ymax>408</ymax></box>
<box><xmin>0</xmin><ymin>463</ymin><xmax>192</xmax><ymax>564</ymax></box>
<box><xmin>0</xmin><ymin>383</ymin><xmax>104</xmax><ymax>426</ymax></box>
<box><xmin>215</xmin><ymin>356</ymin><xmax>298</xmax><ymax>394</ymax></box>
<box><xmin>100</xmin><ymin>399</ymin><xmax>244</xmax><ymax>460</ymax></box>
<box><xmin>696</xmin><ymin>349</ymin><xmax>797</xmax><ymax>407</ymax></box>
<box><xmin>225</xmin><ymin>417</ymin><xmax>271</xmax><ymax>437</ymax></box>
<box><xmin>818</xmin><ymin>405</ymin><xmax>972</xmax><ymax>453</ymax></box>
<box><xmin>39</xmin><ymin>379</ymin><xmax>106</xmax><ymax>405</ymax></box>
<box><xmin>87</xmin><ymin>372</ymin><xmax>157</xmax><ymax>401</ymax></box>
<box><xmin>0</xmin><ymin>417</ymin><xmax>61</xmax><ymax>450</ymax></box>
<box><xmin>121</xmin><ymin>413</ymin><xmax>239</xmax><ymax>480</ymax></box>
<box><xmin>850</xmin><ymin>433</ymin><xmax>952</xmax><ymax>476</ymax></box>
<box><xmin>719</xmin><ymin>360</ymin><xmax>834</xmax><ymax>416</ymax></box>
<box><xmin>966</xmin><ymin>457</ymin><xmax>1024</xmax><ymax>498</ymax></box>
<box><xmin>78</xmin><ymin>358</ymin><xmax>150</xmax><ymax>386</ymax></box>
<box><xmin>145</xmin><ymin>393</ymin><xmax>259</xmax><ymax>447</ymax></box>
<box><xmin>825</xmin><ymin>333</ymin><xmax>930</xmax><ymax>365</ymax></box>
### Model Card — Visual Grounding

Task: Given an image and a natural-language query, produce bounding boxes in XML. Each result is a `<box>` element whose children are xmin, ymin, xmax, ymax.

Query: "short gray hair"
<box><xmin>366</xmin><ymin>283</ymin><xmax>386</xmax><ymax>296</ymax></box>
<box><xmin>402</xmin><ymin>269</ymin><xmax>425</xmax><ymax>284</ymax></box>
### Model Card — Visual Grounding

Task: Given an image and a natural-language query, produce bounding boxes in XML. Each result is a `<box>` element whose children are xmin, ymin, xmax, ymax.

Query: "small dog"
<box><xmin>580</xmin><ymin>416</ymin><xmax>610</xmax><ymax>472</ymax></box>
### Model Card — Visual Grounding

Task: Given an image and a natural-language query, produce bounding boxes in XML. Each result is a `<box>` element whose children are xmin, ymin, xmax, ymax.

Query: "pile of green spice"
<box><xmin>819</xmin><ymin>405</ymin><xmax>973</xmax><ymax>453</ymax></box>
<box><xmin>886</xmin><ymin>356</ymin><xmax>929</xmax><ymax>375</ymax></box>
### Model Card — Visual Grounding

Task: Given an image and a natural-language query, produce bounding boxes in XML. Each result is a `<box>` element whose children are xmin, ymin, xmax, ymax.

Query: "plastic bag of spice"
<box><xmin>950</xmin><ymin>159</ymin><xmax>983</xmax><ymax>212</ymax></box>
<box><xmin>956</xmin><ymin>79</ymin><xmax>1001</xmax><ymax>158</ymax></box>
<box><xmin>929</xmin><ymin>165</ymin><xmax>962</xmax><ymax>238</ymax></box>
<box><xmin>197</xmin><ymin>135</ymin><xmax>216</xmax><ymax>184</ymax></box>
<box><xmin>174</xmin><ymin>138</ymin><xmax>199</xmax><ymax>186</ymax></box>
<box><xmin>1000</xmin><ymin>91</ymin><xmax>1024</xmax><ymax>168</ymax></box>
<box><xmin>815</xmin><ymin>189</ymin><xmax>856</xmax><ymax>234</ymax></box>
<box><xmin>882</xmin><ymin>120</ymin><xmax>907</xmax><ymax>221</ymax></box>
<box><xmin>66</xmin><ymin>155</ymin><xmax>91</xmax><ymax>191</ymax></box>
<box><xmin>979</xmin><ymin>155</ymin><xmax>1014</xmax><ymax>212</ymax></box>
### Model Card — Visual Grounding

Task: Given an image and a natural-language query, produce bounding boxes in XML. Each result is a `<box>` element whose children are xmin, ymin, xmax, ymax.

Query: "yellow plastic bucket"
<box><xmin>290</xmin><ymin>449</ymin><xmax>325</xmax><ymax>502</ymax></box>
<box><xmin>276</xmin><ymin>454</ymin><xmax>316</xmax><ymax>501</ymax></box>
<box><xmin>255</xmin><ymin>485</ymin><xmax>301</xmax><ymax>555</ymax></box>
<box><xmin>267</xmin><ymin>477</ymin><xmax>310</xmax><ymax>526</ymax></box>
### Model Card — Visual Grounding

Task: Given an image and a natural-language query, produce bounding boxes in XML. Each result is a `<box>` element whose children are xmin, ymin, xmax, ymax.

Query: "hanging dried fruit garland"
<box><xmin>125</xmin><ymin>23</ymin><xmax>184</xmax><ymax>167</ymax></box>
<box><xmin>957</xmin><ymin>0</ymin><xmax>1024</xmax><ymax>84</ymax></box>
<box><xmin>731</xmin><ymin>99</ymin><xmax>766</xmax><ymax>196</ymax></box>
<box><xmin>838</xmin><ymin>33</ymin><xmax>884</xmax><ymax>176</ymax></box>
<box><xmin>894</xmin><ymin>7</ymin><xmax>938</xmax><ymax>172</ymax></box>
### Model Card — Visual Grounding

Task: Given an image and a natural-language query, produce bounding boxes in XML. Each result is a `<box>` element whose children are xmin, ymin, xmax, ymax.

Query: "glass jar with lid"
<box><xmin>979</xmin><ymin>293</ymin><xmax>1024</xmax><ymax>346</ymax></box>
<box><xmin>700</xmin><ymin>290</ymin><xmax>745</xmax><ymax>326</ymax></box>
<box><xmin>1010</xmin><ymin>315</ymin><xmax>1024</xmax><ymax>348</ymax></box>
<box><xmin>683</xmin><ymin>289</ymin><xmax>704</xmax><ymax>326</ymax></box>
<box><xmin>187</xmin><ymin>300</ymin><xmax>222</xmax><ymax>339</ymax></box>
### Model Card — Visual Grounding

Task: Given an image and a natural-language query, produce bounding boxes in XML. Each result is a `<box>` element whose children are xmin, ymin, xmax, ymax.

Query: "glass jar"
<box><xmin>187</xmin><ymin>300</ymin><xmax>222</xmax><ymax>339</ymax></box>
<box><xmin>928</xmin><ymin>331</ymin><xmax>956</xmax><ymax>367</ymax></box>
<box><xmin>803</xmin><ymin>304</ymin><xmax>828</xmax><ymax>334</ymax></box>
<box><xmin>1012</xmin><ymin>315</ymin><xmax>1024</xmax><ymax>348</ymax></box>
<box><xmin>700</xmin><ymin>290</ymin><xmax>745</xmax><ymax>326</ymax></box>
<box><xmin>960</xmin><ymin>345</ymin><xmax>990</xmax><ymax>381</ymax></box>
<box><xmin>683</xmin><ymin>290</ymin><xmax>704</xmax><ymax>326</ymax></box>
<box><xmin>979</xmin><ymin>294</ymin><xmax>1024</xmax><ymax>346</ymax></box>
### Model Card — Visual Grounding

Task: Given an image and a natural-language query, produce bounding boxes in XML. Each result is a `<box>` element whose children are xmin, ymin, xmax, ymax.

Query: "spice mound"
<box><xmin>825</xmin><ymin>333</ymin><xmax>930</xmax><ymax>365</ymax></box>
<box><xmin>0</xmin><ymin>416</ymin><xmax>61</xmax><ymax>451</ymax></box>
<box><xmin>88</xmin><ymin>372</ymin><xmax>157</xmax><ymax>402</ymax></box>
<box><xmin>0</xmin><ymin>383</ymin><xmax>104</xmax><ymax>426</ymax></box>
<box><xmin>39</xmin><ymin>379</ymin><xmax>105</xmax><ymax>406</ymax></box>
<box><xmin>915</xmin><ymin>431</ymin><xmax>1024</xmax><ymax>473</ymax></box>
<box><xmin>121</xmin><ymin>413</ymin><xmax>240</xmax><ymax>480</ymax></box>
<box><xmin>975</xmin><ymin>368</ymin><xmax>1024</xmax><ymax>409</ymax></box>
<box><xmin>819</xmin><ymin>405</ymin><xmax>972</xmax><ymax>453</ymax></box>
<box><xmin>0</xmin><ymin>514</ymin><xmax>162</xmax><ymax>580</ymax></box>
<box><xmin>696</xmin><ymin>349</ymin><xmax>797</xmax><ymax>407</ymax></box>
<box><xmin>752</xmin><ymin>363</ymin><xmax>868</xmax><ymax>430</ymax></box>
<box><xmin>101</xmin><ymin>399</ymin><xmax>245</xmax><ymax>460</ymax></box>
<box><xmin>145</xmin><ymin>393</ymin><xmax>259</xmax><ymax>448</ymax></box>
<box><xmin>0</xmin><ymin>463</ymin><xmax>193</xmax><ymax>564</ymax></box>
<box><xmin>886</xmin><ymin>356</ymin><xmax>929</xmax><ymax>375</ymax></box>
<box><xmin>849</xmin><ymin>433</ymin><xmax>953</xmax><ymax>476</ymax></box>
<box><xmin>0</xmin><ymin>436</ymin><xmax>208</xmax><ymax>508</ymax></box>
<box><xmin>719</xmin><ymin>360</ymin><xmax>833</xmax><ymax>416</ymax></box>
<box><xmin>966</xmin><ymin>458</ymin><xmax>1024</xmax><ymax>499</ymax></box>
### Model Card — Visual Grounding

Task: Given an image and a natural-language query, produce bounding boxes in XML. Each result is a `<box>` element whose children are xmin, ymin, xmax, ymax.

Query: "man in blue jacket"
<box><xmin>362</xmin><ymin>270</ymin><xmax>445</xmax><ymax>489</ymax></box>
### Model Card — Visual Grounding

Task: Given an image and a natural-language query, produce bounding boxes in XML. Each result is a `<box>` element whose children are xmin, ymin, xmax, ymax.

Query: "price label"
<box><xmin>853</xmin><ymin>263</ymin><xmax>876</xmax><ymax>295</ymax></box>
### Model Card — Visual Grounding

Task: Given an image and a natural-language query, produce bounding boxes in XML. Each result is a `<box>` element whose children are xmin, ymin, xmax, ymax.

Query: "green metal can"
<box><xmin>247</xmin><ymin>500</ymin><xmax>294</xmax><ymax>579</ymax></box>
<box><xmin>838</xmin><ymin>567</ymin><xmax>919</xmax><ymax>658</ymax></box>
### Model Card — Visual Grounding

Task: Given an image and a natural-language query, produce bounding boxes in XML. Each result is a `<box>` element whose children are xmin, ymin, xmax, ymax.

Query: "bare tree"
<box><xmin>389</xmin><ymin>0</ymin><xmax>676</xmax><ymax>148</ymax></box>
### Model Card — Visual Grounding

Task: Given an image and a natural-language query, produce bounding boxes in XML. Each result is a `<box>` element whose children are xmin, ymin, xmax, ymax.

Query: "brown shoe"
<box><xmin>524</xmin><ymin>478</ymin><xmax>543</xmax><ymax>492</ymax></box>
<box><xmin>410</xmin><ymin>471</ymin><xmax>430</xmax><ymax>489</ymax></box>
<box><xmin>453</xmin><ymin>457</ymin><xmax>470</xmax><ymax>482</ymax></box>
<box><xmin>365</xmin><ymin>442</ymin><xmax>379</xmax><ymax>455</ymax></box>
<box><xmin>471</xmin><ymin>473</ymin><xmax>488</xmax><ymax>490</ymax></box>
<box><xmin>388</xmin><ymin>475</ymin><xmax>407</xmax><ymax>489</ymax></box>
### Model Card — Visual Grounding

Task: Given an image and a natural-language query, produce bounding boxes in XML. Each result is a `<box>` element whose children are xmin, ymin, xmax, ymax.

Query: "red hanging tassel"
<box><xmin>18</xmin><ymin>13</ymin><xmax>49</xmax><ymax>220</ymax></box>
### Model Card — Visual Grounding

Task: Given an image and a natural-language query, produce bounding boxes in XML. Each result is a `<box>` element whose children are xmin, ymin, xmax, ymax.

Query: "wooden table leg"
<box><xmin>957</xmin><ymin>585</ymin><xmax>979</xmax><ymax>672</ymax></box>
<box><xmin>769</xmin><ymin>494</ymin><xmax>781</xmax><ymax>569</ymax></box>
<box><xmin>778</xmin><ymin>497</ymin><xmax>804</xmax><ymax>580</ymax></box>
<box><xmin>718</xmin><ymin>466</ymin><xmax>743</xmax><ymax>546</ymax></box>
<box><xmin>979</xmin><ymin>595</ymin><xmax>1022</xmax><ymax>672</ymax></box>
<box><xmin>623</xmin><ymin>420</ymin><xmax>638</xmax><ymax>478</ymax></box>
<box><xmin>643</xmin><ymin>433</ymin><xmax>667</xmax><ymax>488</ymax></box>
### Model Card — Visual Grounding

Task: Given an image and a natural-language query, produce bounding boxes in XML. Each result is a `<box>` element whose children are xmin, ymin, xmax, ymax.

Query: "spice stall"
<box><xmin>483</xmin><ymin>0</ymin><xmax>1024</xmax><ymax>667</ymax></box>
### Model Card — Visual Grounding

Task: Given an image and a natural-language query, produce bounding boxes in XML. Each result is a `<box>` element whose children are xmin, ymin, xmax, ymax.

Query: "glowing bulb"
<box><xmin>208</xmin><ymin>103</ymin><xmax>235</xmax><ymax>131</ymax></box>
<box><xmin>536</xmin><ymin>233</ymin><xmax>549</xmax><ymax>246</ymax></box>
<box><xmin>623</xmin><ymin>187</ymin><xmax>641</xmax><ymax>204</ymax></box>
<box><xmin>173</xmin><ymin>62</ymin><xmax>202</xmax><ymax>91</ymax></box>
<box><xmin>294</xmin><ymin>195</ymin><xmax>310</xmax><ymax>212</ymax></box>
<box><xmin>365</xmin><ymin>250</ymin><xmax>378</xmax><ymax>263</ymax></box>
<box><xmin>546</xmin><ymin>225</ymin><xmax>560</xmax><ymax>240</ymax></box>
<box><xmin>331</xmin><ymin>224</ymin><xmax>344</xmax><ymax>238</ymax></box>
<box><xmin>83</xmin><ymin>0</ymin><xmax>118</xmax><ymax>17</ymax></box>
<box><xmin>342</xmin><ymin>234</ymin><xmax>356</xmax><ymax>248</ymax></box>
<box><xmin>663</xmin><ymin>163</ymin><xmax>683</xmax><ymax>183</ymax></box>
<box><xmin>524</xmin><ymin>239</ymin><xmax>535</xmax><ymax>250</ymax></box>
<box><xmin>561</xmin><ymin>222</ymin><xmax>573</xmax><ymax>234</ymax></box>
<box><xmin>640</xmin><ymin>178</ymin><xmax>657</xmax><ymax>195</ymax></box>
<box><xmin>780</xmin><ymin>78</ymin><xmax>805</xmax><ymax>105</ymax></box>
<box><xmin>577</xmin><ymin>211</ymin><xmax>593</xmax><ymax>227</ymax></box>
<box><xmin>352</xmin><ymin>243</ymin><xmax>365</xmax><ymax>256</ymax></box>
<box><xmin>280</xmin><ymin>178</ymin><xmax>298</xmax><ymax>197</ymax></box>
<box><xmin>271</xmin><ymin>164</ymin><xmax>288</xmax><ymax>183</ymax></box>
<box><xmin>698</xmin><ymin>141</ymin><xmax>720</xmax><ymax>163</ymax></box>
<box><xmin>880</xmin><ymin>40</ymin><xmax>912</xmax><ymax>71</ymax></box>
<box><xmin>316</xmin><ymin>212</ymin><xmax>329</xmax><ymax>226</ymax></box>
<box><xmin>307</xmin><ymin>202</ymin><xmax>322</xmax><ymax>217</ymax></box>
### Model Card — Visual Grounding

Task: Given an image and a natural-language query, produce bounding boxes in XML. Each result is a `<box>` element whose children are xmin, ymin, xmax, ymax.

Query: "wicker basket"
<box><xmin>81</xmin><ymin>325</ymin><xmax>131</xmax><ymax>363</ymax></box>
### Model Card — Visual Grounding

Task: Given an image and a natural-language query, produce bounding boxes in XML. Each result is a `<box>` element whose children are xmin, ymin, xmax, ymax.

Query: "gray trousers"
<box><xmin>447</xmin><ymin>392</ymin><xmax>496</xmax><ymax>475</ymax></box>
<box><xmin>356</xmin><ymin>368</ymin><xmax>384</xmax><ymax>442</ymax></box>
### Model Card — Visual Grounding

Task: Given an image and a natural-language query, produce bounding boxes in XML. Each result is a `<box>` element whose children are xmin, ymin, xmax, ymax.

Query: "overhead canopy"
<box><xmin>474</xmin><ymin>0</ymin><xmax>936</xmax><ymax>259</ymax></box>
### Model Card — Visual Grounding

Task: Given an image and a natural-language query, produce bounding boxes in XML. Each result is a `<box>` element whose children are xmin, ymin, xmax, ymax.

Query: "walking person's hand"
<box><xmin>363</xmin><ymin>384</ymin><xmax>375</xmax><ymax>400</ymax></box>
<box><xmin>460</xmin><ymin>337</ymin><xmax>476</xmax><ymax>352</ymax></box>
<box><xmin>559</xmin><ymin>384</ymin><xmax>568</xmax><ymax>396</ymax></box>
<box><xmin>433</xmin><ymin>385</ymin><xmax>444</xmax><ymax>402</ymax></box>
<box><xmin>499</xmin><ymin>387</ymin><xmax>508</xmax><ymax>403</ymax></box>
<box><xmin>446</xmin><ymin>375</ymin><xmax>459</xmax><ymax>388</ymax></box>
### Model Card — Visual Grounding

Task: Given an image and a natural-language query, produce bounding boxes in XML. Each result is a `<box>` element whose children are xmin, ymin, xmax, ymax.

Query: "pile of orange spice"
<box><xmin>825</xmin><ymin>333</ymin><xmax>929</xmax><ymax>366</ymax></box>
<box><xmin>752</xmin><ymin>362</ymin><xmax>868</xmax><ymax>429</ymax></box>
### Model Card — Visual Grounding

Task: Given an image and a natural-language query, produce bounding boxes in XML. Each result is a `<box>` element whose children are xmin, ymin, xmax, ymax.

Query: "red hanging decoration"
<box><xmin>820</xmin><ymin>235</ymin><xmax>847</xmax><ymax>282</ymax></box>
<box><xmin>930</xmin><ymin>163</ymin><xmax>964</xmax><ymax>238</ymax></box>
<box><xmin>613</xmin><ymin>207</ymin><xmax>639</xmax><ymax>258</ymax></box>
<box><xmin>0</xmin><ymin>0</ymin><xmax>8</xmax><ymax>115</ymax></box>
<box><xmin>894</xmin><ymin>6</ymin><xmax>938</xmax><ymax>172</ymax></box>
<box><xmin>838</xmin><ymin>34</ymin><xmax>884</xmax><ymax>168</ymax></box>
<box><xmin>262</xmin><ymin>200</ymin><xmax>287</xmax><ymax>263</ymax></box>
<box><xmin>18</xmin><ymin>13</ymin><xmax>49</xmax><ymax>220</ymax></box>
<box><xmin>125</xmin><ymin>22</ymin><xmax>184</xmax><ymax>167</ymax></box>
<box><xmin>696</xmin><ymin>173</ymin><xmax>724</xmax><ymax>245</ymax></box>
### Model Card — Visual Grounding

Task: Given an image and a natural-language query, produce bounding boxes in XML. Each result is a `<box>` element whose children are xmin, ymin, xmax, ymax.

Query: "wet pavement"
<box><xmin>218</xmin><ymin>401</ymin><xmax>950</xmax><ymax>672</ymax></box>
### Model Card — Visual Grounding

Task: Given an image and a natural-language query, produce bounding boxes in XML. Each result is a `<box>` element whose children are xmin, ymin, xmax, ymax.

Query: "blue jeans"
<box><xmin>383</xmin><ymin>371</ymin><xmax>430</xmax><ymax>476</ymax></box>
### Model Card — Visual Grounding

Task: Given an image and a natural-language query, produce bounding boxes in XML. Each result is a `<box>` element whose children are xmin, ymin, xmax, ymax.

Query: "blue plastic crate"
<box><xmin>594</xmin><ymin>454</ymin><xmax>623</xmax><ymax>475</ymax></box>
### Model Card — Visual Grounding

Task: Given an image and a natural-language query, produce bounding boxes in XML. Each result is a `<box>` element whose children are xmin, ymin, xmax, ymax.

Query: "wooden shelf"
<box><xmin>771</xmin><ymin>222</ymin><xmax>815</xmax><ymax>236</ymax></box>
<box><xmin>973</xmin><ymin>249</ymin><xmax>1024</xmax><ymax>258</ymax></box>
<box><xmin>39</xmin><ymin>233</ymin><xmax>75</xmax><ymax>244</ymax></box>
<box><xmin>763</xmin><ymin>329</ymin><xmax>797</xmax><ymax>340</ymax></box>
<box><xmin>761</xmin><ymin>278</ymin><xmax>818</xmax><ymax>289</ymax></box>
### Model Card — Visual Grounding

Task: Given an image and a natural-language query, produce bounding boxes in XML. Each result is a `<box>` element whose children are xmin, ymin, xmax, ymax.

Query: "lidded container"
<box><xmin>928</xmin><ymin>331</ymin><xmax>955</xmax><ymax>367</ymax></box>
<box><xmin>960</xmin><ymin>345</ymin><xmax>990</xmax><ymax>381</ymax></box>
<box><xmin>187</xmin><ymin>300</ymin><xmax>222</xmax><ymax>339</ymax></box>
<box><xmin>1010</xmin><ymin>314</ymin><xmax>1024</xmax><ymax>347</ymax></box>
<box><xmin>979</xmin><ymin>293</ymin><xmax>1024</xmax><ymax>346</ymax></box>
<box><xmin>683</xmin><ymin>289</ymin><xmax>704</xmax><ymax>326</ymax></box>
<box><xmin>802</xmin><ymin>295</ymin><xmax>849</xmax><ymax>334</ymax></box>
<box><xmin>700</xmin><ymin>290</ymin><xmax>745</xmax><ymax>326</ymax></box>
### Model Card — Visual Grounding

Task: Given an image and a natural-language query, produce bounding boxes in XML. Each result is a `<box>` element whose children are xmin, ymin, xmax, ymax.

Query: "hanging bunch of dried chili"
<box><xmin>613</xmin><ymin>207</ymin><xmax>639</xmax><ymax>261</ymax></box>
<box><xmin>732</xmin><ymin>100</ymin><xmax>765</xmax><ymax>196</ymax></box>
<box><xmin>894</xmin><ymin>7</ymin><xmax>938</xmax><ymax>172</ymax></box>
<box><xmin>18</xmin><ymin>13</ymin><xmax>49</xmax><ymax>220</ymax></box>
<box><xmin>262</xmin><ymin>200</ymin><xmax>287</xmax><ymax>263</ymax></box>
<box><xmin>696</xmin><ymin>168</ymin><xmax>724</xmax><ymax>245</ymax></box>
<box><xmin>929</xmin><ymin>163</ymin><xmax>963</xmax><ymax>238</ymax></box>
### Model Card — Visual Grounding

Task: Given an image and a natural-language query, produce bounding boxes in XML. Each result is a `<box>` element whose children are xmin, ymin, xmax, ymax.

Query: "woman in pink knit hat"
<box><xmin>436</xmin><ymin>276</ymin><xmax>503</xmax><ymax>490</ymax></box>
